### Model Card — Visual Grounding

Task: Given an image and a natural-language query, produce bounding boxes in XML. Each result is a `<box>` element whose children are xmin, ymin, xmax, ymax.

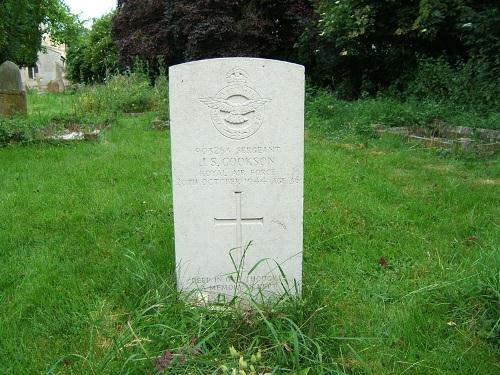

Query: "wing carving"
<box><xmin>234</xmin><ymin>99</ymin><xmax>272</xmax><ymax>115</ymax></box>
<box><xmin>199</xmin><ymin>98</ymin><xmax>235</xmax><ymax>113</ymax></box>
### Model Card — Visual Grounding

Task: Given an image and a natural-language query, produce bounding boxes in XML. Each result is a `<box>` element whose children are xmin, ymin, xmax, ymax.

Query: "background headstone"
<box><xmin>0</xmin><ymin>61</ymin><xmax>27</xmax><ymax>116</ymax></box>
<box><xmin>55</xmin><ymin>62</ymin><xmax>65</xmax><ymax>92</ymax></box>
<box><xmin>170</xmin><ymin>58</ymin><xmax>304</xmax><ymax>302</ymax></box>
<box><xmin>46</xmin><ymin>80</ymin><xmax>61</xmax><ymax>93</ymax></box>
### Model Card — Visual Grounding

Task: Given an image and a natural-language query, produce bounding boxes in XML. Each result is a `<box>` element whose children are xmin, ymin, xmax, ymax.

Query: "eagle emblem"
<box><xmin>200</xmin><ymin>68</ymin><xmax>271</xmax><ymax>140</ymax></box>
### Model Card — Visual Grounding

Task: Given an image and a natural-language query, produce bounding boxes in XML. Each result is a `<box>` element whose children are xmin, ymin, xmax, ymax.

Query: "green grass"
<box><xmin>0</xmin><ymin>88</ymin><xmax>499</xmax><ymax>374</ymax></box>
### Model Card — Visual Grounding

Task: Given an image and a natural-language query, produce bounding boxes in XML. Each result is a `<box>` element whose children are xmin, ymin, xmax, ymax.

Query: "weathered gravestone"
<box><xmin>170</xmin><ymin>58</ymin><xmax>304</xmax><ymax>302</ymax></box>
<box><xmin>46</xmin><ymin>80</ymin><xmax>61</xmax><ymax>93</ymax></box>
<box><xmin>47</xmin><ymin>62</ymin><xmax>65</xmax><ymax>93</ymax></box>
<box><xmin>0</xmin><ymin>61</ymin><xmax>27</xmax><ymax>116</ymax></box>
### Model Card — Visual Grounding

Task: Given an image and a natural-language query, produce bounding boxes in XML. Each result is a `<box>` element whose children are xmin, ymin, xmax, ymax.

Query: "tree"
<box><xmin>0</xmin><ymin>0</ymin><xmax>82</xmax><ymax>66</ymax></box>
<box><xmin>66</xmin><ymin>13</ymin><xmax>119</xmax><ymax>83</ymax></box>
<box><xmin>112</xmin><ymin>0</ymin><xmax>169</xmax><ymax>70</ymax></box>
<box><xmin>112</xmin><ymin>0</ymin><xmax>312</xmax><ymax>69</ymax></box>
<box><xmin>301</xmin><ymin>0</ymin><xmax>500</xmax><ymax>98</ymax></box>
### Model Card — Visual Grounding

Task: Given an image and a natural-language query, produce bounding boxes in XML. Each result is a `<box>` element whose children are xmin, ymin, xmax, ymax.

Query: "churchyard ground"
<box><xmin>0</xmin><ymin>83</ymin><xmax>498</xmax><ymax>374</ymax></box>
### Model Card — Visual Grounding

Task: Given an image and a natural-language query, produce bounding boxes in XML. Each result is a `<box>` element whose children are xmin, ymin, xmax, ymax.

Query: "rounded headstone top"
<box><xmin>0</xmin><ymin>61</ymin><xmax>23</xmax><ymax>91</ymax></box>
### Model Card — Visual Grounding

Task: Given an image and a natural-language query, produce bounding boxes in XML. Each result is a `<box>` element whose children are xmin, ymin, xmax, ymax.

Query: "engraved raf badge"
<box><xmin>200</xmin><ymin>68</ymin><xmax>271</xmax><ymax>140</ymax></box>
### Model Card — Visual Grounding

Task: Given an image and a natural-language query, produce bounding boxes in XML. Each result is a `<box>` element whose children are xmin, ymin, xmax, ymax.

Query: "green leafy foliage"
<box><xmin>66</xmin><ymin>13</ymin><xmax>119</xmax><ymax>83</ymax></box>
<box><xmin>402</xmin><ymin>57</ymin><xmax>500</xmax><ymax>112</ymax></box>
<box><xmin>305</xmin><ymin>87</ymin><xmax>499</xmax><ymax>138</ymax></box>
<box><xmin>0</xmin><ymin>0</ymin><xmax>83</xmax><ymax>66</ymax></box>
<box><xmin>300</xmin><ymin>0</ymin><xmax>500</xmax><ymax>100</ymax></box>
<box><xmin>75</xmin><ymin>70</ymin><xmax>167</xmax><ymax>115</ymax></box>
<box><xmin>0</xmin><ymin>116</ymin><xmax>44</xmax><ymax>145</ymax></box>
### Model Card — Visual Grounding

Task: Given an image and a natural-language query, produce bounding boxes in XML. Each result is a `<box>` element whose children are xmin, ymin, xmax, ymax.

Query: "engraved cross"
<box><xmin>214</xmin><ymin>191</ymin><xmax>263</xmax><ymax>254</ymax></box>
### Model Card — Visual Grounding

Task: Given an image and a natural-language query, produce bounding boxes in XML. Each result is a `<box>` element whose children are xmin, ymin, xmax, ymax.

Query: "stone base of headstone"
<box><xmin>0</xmin><ymin>90</ymin><xmax>27</xmax><ymax>116</ymax></box>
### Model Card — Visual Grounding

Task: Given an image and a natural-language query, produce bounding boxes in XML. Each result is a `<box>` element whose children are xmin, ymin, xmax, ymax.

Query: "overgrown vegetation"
<box><xmin>0</xmin><ymin>0</ymin><xmax>82</xmax><ymax>65</ymax></box>
<box><xmin>305</xmin><ymin>88</ymin><xmax>500</xmax><ymax>136</ymax></box>
<box><xmin>75</xmin><ymin>71</ymin><xmax>167</xmax><ymax>115</ymax></box>
<box><xmin>2</xmin><ymin>73</ymin><xmax>497</xmax><ymax>148</ymax></box>
<box><xmin>59</xmin><ymin>1</ymin><xmax>499</xmax><ymax>120</ymax></box>
<box><xmin>400</xmin><ymin>56</ymin><xmax>499</xmax><ymax>112</ymax></box>
<box><xmin>301</xmin><ymin>0</ymin><xmax>499</xmax><ymax>99</ymax></box>
<box><xmin>0</xmin><ymin>72</ymin><xmax>168</xmax><ymax>146</ymax></box>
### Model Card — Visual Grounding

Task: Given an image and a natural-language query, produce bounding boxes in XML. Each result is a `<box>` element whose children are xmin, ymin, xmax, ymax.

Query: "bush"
<box><xmin>403</xmin><ymin>57</ymin><xmax>500</xmax><ymax>112</ymax></box>
<box><xmin>0</xmin><ymin>116</ymin><xmax>42</xmax><ymax>145</ymax></box>
<box><xmin>75</xmin><ymin>71</ymin><xmax>168</xmax><ymax>116</ymax></box>
<box><xmin>299</xmin><ymin>0</ymin><xmax>500</xmax><ymax>101</ymax></box>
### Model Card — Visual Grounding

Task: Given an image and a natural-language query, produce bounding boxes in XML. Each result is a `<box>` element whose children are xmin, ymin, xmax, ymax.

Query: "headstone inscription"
<box><xmin>169</xmin><ymin>58</ymin><xmax>304</xmax><ymax>302</ymax></box>
<box><xmin>0</xmin><ymin>61</ymin><xmax>27</xmax><ymax>116</ymax></box>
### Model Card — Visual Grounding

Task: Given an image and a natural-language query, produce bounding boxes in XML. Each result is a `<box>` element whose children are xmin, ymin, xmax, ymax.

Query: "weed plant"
<box><xmin>401</xmin><ymin>57</ymin><xmax>500</xmax><ymax>113</ymax></box>
<box><xmin>75</xmin><ymin>70</ymin><xmax>168</xmax><ymax>116</ymax></box>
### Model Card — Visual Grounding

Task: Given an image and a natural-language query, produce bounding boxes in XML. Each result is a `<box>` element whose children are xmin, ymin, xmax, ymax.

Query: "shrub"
<box><xmin>299</xmin><ymin>0</ymin><xmax>500</xmax><ymax>100</ymax></box>
<box><xmin>403</xmin><ymin>57</ymin><xmax>500</xmax><ymax>112</ymax></box>
<box><xmin>75</xmin><ymin>71</ymin><xmax>167</xmax><ymax>115</ymax></box>
<box><xmin>0</xmin><ymin>116</ymin><xmax>42</xmax><ymax>145</ymax></box>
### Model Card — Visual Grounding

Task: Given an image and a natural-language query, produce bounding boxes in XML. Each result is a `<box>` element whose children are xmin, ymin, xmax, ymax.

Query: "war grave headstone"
<box><xmin>169</xmin><ymin>58</ymin><xmax>304</xmax><ymax>302</ymax></box>
<box><xmin>0</xmin><ymin>61</ymin><xmax>27</xmax><ymax>116</ymax></box>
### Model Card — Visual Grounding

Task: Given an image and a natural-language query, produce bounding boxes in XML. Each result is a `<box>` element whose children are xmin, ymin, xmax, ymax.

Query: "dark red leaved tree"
<box><xmin>112</xmin><ymin>0</ymin><xmax>312</xmax><ymax>69</ymax></box>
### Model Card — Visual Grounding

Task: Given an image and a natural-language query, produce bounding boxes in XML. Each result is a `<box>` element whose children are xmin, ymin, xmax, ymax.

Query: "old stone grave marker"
<box><xmin>46</xmin><ymin>80</ymin><xmax>61</xmax><ymax>93</ymax></box>
<box><xmin>46</xmin><ymin>62</ymin><xmax>65</xmax><ymax>93</ymax></box>
<box><xmin>169</xmin><ymin>58</ymin><xmax>304</xmax><ymax>302</ymax></box>
<box><xmin>0</xmin><ymin>61</ymin><xmax>27</xmax><ymax>116</ymax></box>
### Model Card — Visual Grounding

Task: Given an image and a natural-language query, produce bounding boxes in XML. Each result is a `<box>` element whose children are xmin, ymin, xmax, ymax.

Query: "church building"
<box><xmin>19</xmin><ymin>36</ymin><xmax>68</xmax><ymax>91</ymax></box>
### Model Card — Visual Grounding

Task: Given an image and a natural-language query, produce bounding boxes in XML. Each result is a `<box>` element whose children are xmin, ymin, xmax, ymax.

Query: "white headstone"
<box><xmin>169</xmin><ymin>58</ymin><xmax>304</xmax><ymax>302</ymax></box>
